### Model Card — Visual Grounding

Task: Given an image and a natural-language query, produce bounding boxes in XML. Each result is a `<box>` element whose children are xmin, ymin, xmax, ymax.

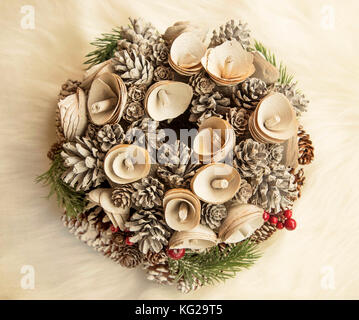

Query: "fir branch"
<box><xmin>84</xmin><ymin>27</ymin><xmax>122</xmax><ymax>68</ymax></box>
<box><xmin>254</xmin><ymin>40</ymin><xmax>294</xmax><ymax>85</ymax></box>
<box><xmin>168</xmin><ymin>240</ymin><xmax>261</xmax><ymax>287</ymax></box>
<box><xmin>36</xmin><ymin>153</ymin><xmax>86</xmax><ymax>217</ymax></box>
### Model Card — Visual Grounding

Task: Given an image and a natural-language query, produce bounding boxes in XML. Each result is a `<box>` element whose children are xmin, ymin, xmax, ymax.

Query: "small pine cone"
<box><xmin>112</xmin><ymin>49</ymin><xmax>154</xmax><ymax>86</ymax></box>
<box><xmin>128</xmin><ymin>84</ymin><xmax>147</xmax><ymax>102</ymax></box>
<box><xmin>177</xmin><ymin>278</ymin><xmax>202</xmax><ymax>294</ymax></box>
<box><xmin>123</xmin><ymin>101</ymin><xmax>145</xmax><ymax>122</ymax></box>
<box><xmin>47</xmin><ymin>142</ymin><xmax>63</xmax><ymax>160</ymax></box>
<box><xmin>58</xmin><ymin>79</ymin><xmax>81</xmax><ymax>101</ymax></box>
<box><xmin>249</xmin><ymin>222</ymin><xmax>277</xmax><ymax>244</ymax></box>
<box><xmin>117</xmin><ymin>245</ymin><xmax>143</xmax><ymax>268</ymax></box>
<box><xmin>125</xmin><ymin>209</ymin><xmax>171</xmax><ymax>254</ymax></box>
<box><xmin>233</xmin><ymin>178</ymin><xmax>253</xmax><ymax>203</ymax></box>
<box><xmin>144</xmin><ymin>262</ymin><xmax>176</xmax><ymax>286</ymax></box>
<box><xmin>226</xmin><ymin>108</ymin><xmax>249</xmax><ymax>136</ymax></box>
<box><xmin>145</xmin><ymin>250</ymin><xmax>168</xmax><ymax>265</ymax></box>
<box><xmin>151</xmin><ymin>42</ymin><xmax>169</xmax><ymax>66</ymax></box>
<box><xmin>233</xmin><ymin>78</ymin><xmax>268</xmax><ymax>110</ymax></box>
<box><xmin>298</xmin><ymin>126</ymin><xmax>314</xmax><ymax>165</ymax></box>
<box><xmin>112</xmin><ymin>185</ymin><xmax>134</xmax><ymax>208</ymax></box>
<box><xmin>290</xmin><ymin>168</ymin><xmax>305</xmax><ymax>198</ymax></box>
<box><xmin>210</xmin><ymin>19</ymin><xmax>251</xmax><ymax>49</ymax></box>
<box><xmin>153</xmin><ymin>65</ymin><xmax>174</xmax><ymax>82</ymax></box>
<box><xmin>201</xmin><ymin>203</ymin><xmax>227</xmax><ymax>230</ymax></box>
<box><xmin>190</xmin><ymin>91</ymin><xmax>231</xmax><ymax>124</ymax></box>
<box><xmin>189</xmin><ymin>72</ymin><xmax>216</xmax><ymax>95</ymax></box>
<box><xmin>131</xmin><ymin>177</ymin><xmax>164</xmax><ymax>209</ymax></box>
<box><xmin>96</xmin><ymin>123</ymin><xmax>125</xmax><ymax>152</ymax></box>
<box><xmin>275</xmin><ymin>83</ymin><xmax>309</xmax><ymax>116</ymax></box>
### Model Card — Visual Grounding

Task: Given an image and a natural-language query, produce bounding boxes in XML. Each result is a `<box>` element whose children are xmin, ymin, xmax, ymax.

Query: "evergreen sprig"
<box><xmin>168</xmin><ymin>240</ymin><xmax>261</xmax><ymax>287</ymax></box>
<box><xmin>254</xmin><ymin>40</ymin><xmax>294</xmax><ymax>85</ymax></box>
<box><xmin>84</xmin><ymin>27</ymin><xmax>122</xmax><ymax>68</ymax></box>
<box><xmin>36</xmin><ymin>153</ymin><xmax>86</xmax><ymax>217</ymax></box>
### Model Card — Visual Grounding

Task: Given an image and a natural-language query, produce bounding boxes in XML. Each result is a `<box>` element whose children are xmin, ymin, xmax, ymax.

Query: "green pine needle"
<box><xmin>36</xmin><ymin>153</ymin><xmax>86</xmax><ymax>217</ymax></box>
<box><xmin>254</xmin><ymin>40</ymin><xmax>294</xmax><ymax>85</ymax></box>
<box><xmin>168</xmin><ymin>240</ymin><xmax>261</xmax><ymax>287</ymax></box>
<box><xmin>84</xmin><ymin>27</ymin><xmax>122</xmax><ymax>68</ymax></box>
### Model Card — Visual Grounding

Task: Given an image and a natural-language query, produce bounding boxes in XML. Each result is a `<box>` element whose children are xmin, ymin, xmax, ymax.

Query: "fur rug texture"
<box><xmin>0</xmin><ymin>0</ymin><xmax>358</xmax><ymax>300</ymax></box>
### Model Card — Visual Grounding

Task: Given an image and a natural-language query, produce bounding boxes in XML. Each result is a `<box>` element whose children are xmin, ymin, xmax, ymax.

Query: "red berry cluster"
<box><xmin>262</xmin><ymin>210</ymin><xmax>296</xmax><ymax>231</ymax></box>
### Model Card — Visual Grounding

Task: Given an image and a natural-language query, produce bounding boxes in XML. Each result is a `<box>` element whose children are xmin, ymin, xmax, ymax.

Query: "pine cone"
<box><xmin>249</xmin><ymin>222</ymin><xmax>277</xmax><ymax>244</ymax></box>
<box><xmin>112</xmin><ymin>185</ymin><xmax>134</xmax><ymax>208</ymax></box>
<box><xmin>189</xmin><ymin>91</ymin><xmax>231</xmax><ymax>124</ymax></box>
<box><xmin>156</xmin><ymin>141</ymin><xmax>200</xmax><ymax>188</ymax></box>
<box><xmin>151</xmin><ymin>41</ymin><xmax>169</xmax><ymax>66</ymax></box>
<box><xmin>47</xmin><ymin>142</ymin><xmax>63</xmax><ymax>160</ymax></box>
<box><xmin>233</xmin><ymin>178</ymin><xmax>253</xmax><ymax>203</ymax></box>
<box><xmin>226</xmin><ymin>108</ymin><xmax>249</xmax><ymax>137</ymax></box>
<box><xmin>144</xmin><ymin>262</ymin><xmax>176</xmax><ymax>285</ymax></box>
<box><xmin>250</xmin><ymin>164</ymin><xmax>298</xmax><ymax>213</ymax></box>
<box><xmin>120</xmin><ymin>17</ymin><xmax>158</xmax><ymax>45</ymax></box>
<box><xmin>128</xmin><ymin>84</ymin><xmax>147</xmax><ymax>102</ymax></box>
<box><xmin>234</xmin><ymin>138</ymin><xmax>269</xmax><ymax>179</ymax></box>
<box><xmin>298</xmin><ymin>126</ymin><xmax>314</xmax><ymax>165</ymax></box>
<box><xmin>275</xmin><ymin>83</ymin><xmax>309</xmax><ymax>116</ymax></box>
<box><xmin>210</xmin><ymin>19</ymin><xmax>251</xmax><ymax>49</ymax></box>
<box><xmin>290</xmin><ymin>168</ymin><xmax>305</xmax><ymax>198</ymax></box>
<box><xmin>232</xmin><ymin>78</ymin><xmax>268</xmax><ymax>110</ymax></box>
<box><xmin>189</xmin><ymin>72</ymin><xmax>216</xmax><ymax>95</ymax></box>
<box><xmin>125</xmin><ymin>209</ymin><xmax>171</xmax><ymax>254</ymax></box>
<box><xmin>201</xmin><ymin>203</ymin><xmax>227</xmax><ymax>230</ymax></box>
<box><xmin>96</xmin><ymin>123</ymin><xmax>125</xmax><ymax>152</ymax></box>
<box><xmin>112</xmin><ymin>49</ymin><xmax>154</xmax><ymax>86</ymax></box>
<box><xmin>177</xmin><ymin>278</ymin><xmax>202</xmax><ymax>294</ymax></box>
<box><xmin>117</xmin><ymin>245</ymin><xmax>143</xmax><ymax>268</ymax></box>
<box><xmin>153</xmin><ymin>65</ymin><xmax>175</xmax><ymax>82</ymax></box>
<box><xmin>61</xmin><ymin>136</ymin><xmax>105</xmax><ymax>191</ymax></box>
<box><xmin>145</xmin><ymin>250</ymin><xmax>168</xmax><ymax>265</ymax></box>
<box><xmin>131</xmin><ymin>177</ymin><xmax>164</xmax><ymax>209</ymax></box>
<box><xmin>123</xmin><ymin>101</ymin><xmax>145</xmax><ymax>122</ymax></box>
<box><xmin>58</xmin><ymin>79</ymin><xmax>81</xmax><ymax>101</ymax></box>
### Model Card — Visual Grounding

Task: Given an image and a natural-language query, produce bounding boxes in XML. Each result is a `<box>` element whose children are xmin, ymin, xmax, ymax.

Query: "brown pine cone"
<box><xmin>47</xmin><ymin>142</ymin><xmax>63</xmax><ymax>160</ymax></box>
<box><xmin>117</xmin><ymin>245</ymin><xmax>143</xmax><ymax>268</ymax></box>
<box><xmin>249</xmin><ymin>222</ymin><xmax>277</xmax><ymax>244</ymax></box>
<box><xmin>58</xmin><ymin>79</ymin><xmax>81</xmax><ymax>101</ymax></box>
<box><xmin>298</xmin><ymin>126</ymin><xmax>314</xmax><ymax>165</ymax></box>
<box><xmin>112</xmin><ymin>185</ymin><xmax>134</xmax><ymax>208</ymax></box>
<box><xmin>145</xmin><ymin>250</ymin><xmax>168</xmax><ymax>265</ymax></box>
<box><xmin>290</xmin><ymin>168</ymin><xmax>306</xmax><ymax>198</ymax></box>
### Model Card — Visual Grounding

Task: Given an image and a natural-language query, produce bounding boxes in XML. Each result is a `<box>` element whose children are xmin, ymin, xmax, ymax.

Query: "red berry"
<box><xmin>263</xmin><ymin>211</ymin><xmax>270</xmax><ymax>221</ymax></box>
<box><xmin>269</xmin><ymin>215</ymin><xmax>278</xmax><ymax>225</ymax></box>
<box><xmin>284</xmin><ymin>210</ymin><xmax>292</xmax><ymax>219</ymax></box>
<box><xmin>167</xmin><ymin>248</ymin><xmax>186</xmax><ymax>260</ymax></box>
<box><xmin>284</xmin><ymin>218</ymin><xmax>297</xmax><ymax>231</ymax></box>
<box><xmin>110</xmin><ymin>225</ymin><xmax>119</xmax><ymax>233</ymax></box>
<box><xmin>276</xmin><ymin>222</ymin><xmax>284</xmax><ymax>229</ymax></box>
<box><xmin>125</xmin><ymin>236</ymin><xmax>134</xmax><ymax>246</ymax></box>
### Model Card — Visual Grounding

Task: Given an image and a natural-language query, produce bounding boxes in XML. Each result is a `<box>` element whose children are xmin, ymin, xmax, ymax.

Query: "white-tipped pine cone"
<box><xmin>275</xmin><ymin>82</ymin><xmax>309</xmax><ymax>116</ymax></box>
<box><xmin>131</xmin><ymin>177</ymin><xmax>164</xmax><ymax>209</ymax></box>
<box><xmin>232</xmin><ymin>78</ymin><xmax>268</xmax><ymax>110</ymax></box>
<box><xmin>201</xmin><ymin>203</ymin><xmax>228</xmax><ymax>230</ymax></box>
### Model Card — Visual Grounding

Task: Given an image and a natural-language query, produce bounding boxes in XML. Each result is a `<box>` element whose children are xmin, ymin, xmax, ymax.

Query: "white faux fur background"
<box><xmin>1</xmin><ymin>0</ymin><xmax>358</xmax><ymax>300</ymax></box>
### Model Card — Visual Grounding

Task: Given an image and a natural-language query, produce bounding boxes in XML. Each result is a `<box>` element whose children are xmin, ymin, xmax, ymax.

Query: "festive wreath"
<box><xmin>37</xmin><ymin>18</ymin><xmax>314</xmax><ymax>293</ymax></box>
